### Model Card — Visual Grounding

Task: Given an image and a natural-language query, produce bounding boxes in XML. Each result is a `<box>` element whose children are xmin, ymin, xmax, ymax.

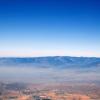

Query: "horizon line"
<box><xmin>0</xmin><ymin>55</ymin><xmax>100</xmax><ymax>58</ymax></box>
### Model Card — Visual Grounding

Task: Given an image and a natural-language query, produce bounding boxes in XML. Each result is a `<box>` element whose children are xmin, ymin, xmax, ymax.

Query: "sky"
<box><xmin>0</xmin><ymin>0</ymin><xmax>100</xmax><ymax>57</ymax></box>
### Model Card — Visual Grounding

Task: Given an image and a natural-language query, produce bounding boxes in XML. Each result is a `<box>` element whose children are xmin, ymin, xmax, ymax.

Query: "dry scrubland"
<box><xmin>0</xmin><ymin>83</ymin><xmax>100</xmax><ymax>100</ymax></box>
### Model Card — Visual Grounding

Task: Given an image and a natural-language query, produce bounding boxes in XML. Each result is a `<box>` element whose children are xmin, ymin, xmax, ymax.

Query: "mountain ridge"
<box><xmin>0</xmin><ymin>56</ymin><xmax>100</xmax><ymax>68</ymax></box>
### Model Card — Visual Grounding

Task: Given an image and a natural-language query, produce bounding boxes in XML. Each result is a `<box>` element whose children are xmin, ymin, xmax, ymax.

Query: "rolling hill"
<box><xmin>0</xmin><ymin>56</ymin><xmax>100</xmax><ymax>68</ymax></box>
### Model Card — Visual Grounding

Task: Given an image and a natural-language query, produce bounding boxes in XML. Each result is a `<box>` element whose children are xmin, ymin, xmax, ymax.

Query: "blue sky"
<box><xmin>0</xmin><ymin>0</ymin><xmax>100</xmax><ymax>57</ymax></box>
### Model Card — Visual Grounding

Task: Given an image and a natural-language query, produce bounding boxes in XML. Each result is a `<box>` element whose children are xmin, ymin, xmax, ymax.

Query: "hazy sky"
<box><xmin>0</xmin><ymin>0</ymin><xmax>100</xmax><ymax>57</ymax></box>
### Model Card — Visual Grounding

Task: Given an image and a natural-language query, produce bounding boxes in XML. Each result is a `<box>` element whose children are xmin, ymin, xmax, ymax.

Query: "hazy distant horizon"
<box><xmin>0</xmin><ymin>56</ymin><xmax>100</xmax><ymax>83</ymax></box>
<box><xmin>0</xmin><ymin>55</ymin><xmax>100</xmax><ymax>58</ymax></box>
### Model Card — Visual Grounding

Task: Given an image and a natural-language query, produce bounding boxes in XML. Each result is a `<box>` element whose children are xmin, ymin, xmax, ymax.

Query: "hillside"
<box><xmin>0</xmin><ymin>56</ymin><xmax>100</xmax><ymax>68</ymax></box>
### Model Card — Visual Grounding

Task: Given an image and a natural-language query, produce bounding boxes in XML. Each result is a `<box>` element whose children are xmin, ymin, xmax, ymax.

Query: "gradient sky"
<box><xmin>0</xmin><ymin>0</ymin><xmax>100</xmax><ymax>57</ymax></box>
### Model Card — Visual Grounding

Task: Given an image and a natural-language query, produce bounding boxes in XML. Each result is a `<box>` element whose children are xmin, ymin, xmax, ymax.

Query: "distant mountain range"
<box><xmin>0</xmin><ymin>56</ymin><xmax>100</xmax><ymax>68</ymax></box>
